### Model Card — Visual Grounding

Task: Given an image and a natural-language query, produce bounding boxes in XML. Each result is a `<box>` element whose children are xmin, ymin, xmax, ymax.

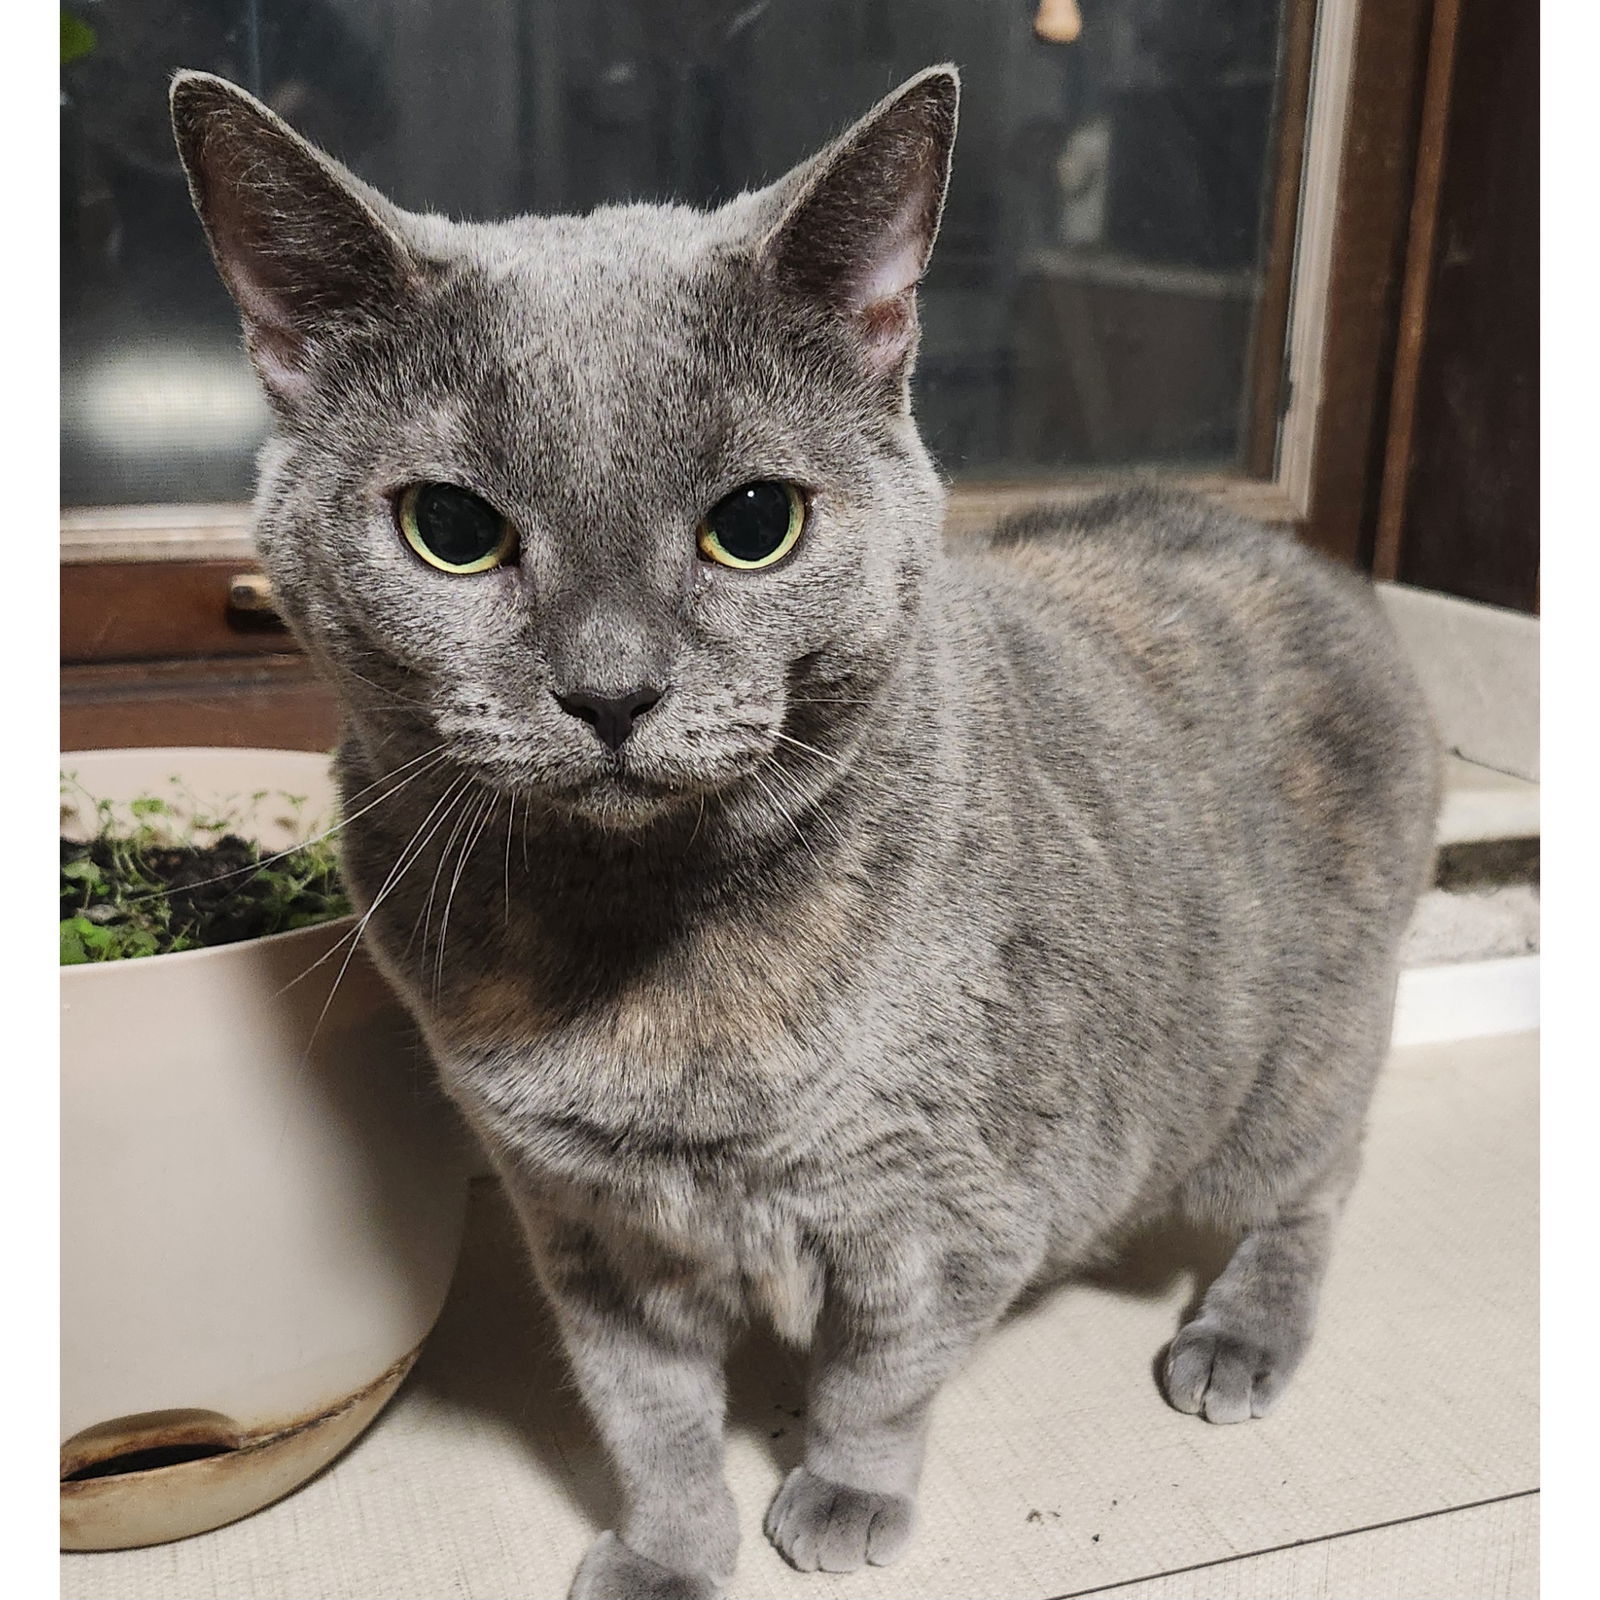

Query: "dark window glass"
<box><xmin>61</xmin><ymin>0</ymin><xmax>1290</xmax><ymax>507</ymax></box>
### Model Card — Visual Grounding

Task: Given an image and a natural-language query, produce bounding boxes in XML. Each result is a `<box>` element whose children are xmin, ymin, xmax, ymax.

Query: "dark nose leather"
<box><xmin>554</xmin><ymin>686</ymin><xmax>664</xmax><ymax>751</ymax></box>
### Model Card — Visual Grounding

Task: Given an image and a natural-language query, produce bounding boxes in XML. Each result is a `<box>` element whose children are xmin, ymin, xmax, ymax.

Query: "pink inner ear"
<box><xmin>852</xmin><ymin>192</ymin><xmax>935</xmax><ymax>310</ymax></box>
<box><xmin>246</xmin><ymin>327</ymin><xmax>316</xmax><ymax>406</ymax></box>
<box><xmin>231</xmin><ymin>276</ymin><xmax>315</xmax><ymax>404</ymax></box>
<box><xmin>846</xmin><ymin>192</ymin><xmax>934</xmax><ymax>374</ymax></box>
<box><xmin>182</xmin><ymin>99</ymin><xmax>412</xmax><ymax>411</ymax></box>
<box><xmin>856</xmin><ymin>294</ymin><xmax>917</xmax><ymax>376</ymax></box>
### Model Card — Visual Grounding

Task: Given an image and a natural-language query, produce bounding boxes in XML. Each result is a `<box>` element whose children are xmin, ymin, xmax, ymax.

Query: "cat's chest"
<box><xmin>628</xmin><ymin>1180</ymin><xmax>825</xmax><ymax>1345</ymax></box>
<box><xmin>432</xmin><ymin>989</ymin><xmax>844</xmax><ymax>1341</ymax></box>
<box><xmin>426</xmin><ymin>893</ymin><xmax>862</xmax><ymax>1099</ymax></box>
<box><xmin>502</xmin><ymin>1098</ymin><xmax>828</xmax><ymax>1343</ymax></box>
<box><xmin>412</xmin><ymin>847</ymin><xmax>871</xmax><ymax>1061</ymax></box>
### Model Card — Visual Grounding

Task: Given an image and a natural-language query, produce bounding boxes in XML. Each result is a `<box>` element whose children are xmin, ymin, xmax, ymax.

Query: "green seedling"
<box><xmin>59</xmin><ymin>776</ymin><xmax>351</xmax><ymax>964</ymax></box>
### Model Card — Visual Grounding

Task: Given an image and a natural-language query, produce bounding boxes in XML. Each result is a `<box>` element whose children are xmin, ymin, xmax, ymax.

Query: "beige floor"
<box><xmin>63</xmin><ymin>1032</ymin><xmax>1538</xmax><ymax>1600</ymax></box>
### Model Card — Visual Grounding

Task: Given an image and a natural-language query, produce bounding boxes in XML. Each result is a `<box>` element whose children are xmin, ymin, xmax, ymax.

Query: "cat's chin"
<box><xmin>454</xmin><ymin>751</ymin><xmax>756</xmax><ymax>833</ymax></box>
<box><xmin>512</xmin><ymin>767</ymin><xmax>712</xmax><ymax>833</ymax></box>
<box><xmin>549</xmin><ymin>782</ymin><xmax>697</xmax><ymax>831</ymax></box>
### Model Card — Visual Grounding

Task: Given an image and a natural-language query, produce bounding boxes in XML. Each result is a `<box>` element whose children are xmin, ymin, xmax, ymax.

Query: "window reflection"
<box><xmin>61</xmin><ymin>0</ymin><xmax>1290</xmax><ymax>507</ymax></box>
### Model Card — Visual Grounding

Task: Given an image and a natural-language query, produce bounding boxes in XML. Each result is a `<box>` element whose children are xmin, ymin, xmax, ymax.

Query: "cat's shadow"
<box><xmin>406</xmin><ymin>1181</ymin><xmax>1236</xmax><ymax>1527</ymax></box>
<box><xmin>1016</xmin><ymin>1214</ymin><xmax>1236</xmax><ymax>1323</ymax></box>
<box><xmin>404</xmin><ymin>1179</ymin><xmax>616</xmax><ymax>1529</ymax></box>
<box><xmin>1012</xmin><ymin>1216</ymin><xmax>1239</xmax><ymax>1398</ymax></box>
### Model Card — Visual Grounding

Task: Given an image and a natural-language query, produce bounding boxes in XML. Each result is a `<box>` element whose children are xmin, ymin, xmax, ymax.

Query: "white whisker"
<box><xmin>277</xmin><ymin>769</ymin><xmax>470</xmax><ymax>1001</ymax></box>
<box><xmin>503</xmin><ymin>793</ymin><xmax>517</xmax><ymax>928</ymax></box>
<box><xmin>120</xmin><ymin>742</ymin><xmax>449</xmax><ymax>907</ymax></box>
<box><xmin>412</xmin><ymin>783</ymin><xmax>480</xmax><ymax>969</ymax></box>
<box><xmin>434</xmin><ymin>791</ymin><xmax>498</xmax><ymax>1001</ymax></box>
<box><xmin>773</xmin><ymin>730</ymin><xmax>845</xmax><ymax>768</ymax></box>
<box><xmin>334</xmin><ymin>657</ymin><xmax>434</xmax><ymax>711</ymax></box>
<box><xmin>290</xmin><ymin>774</ymin><xmax>472</xmax><ymax>1065</ymax></box>
<box><xmin>760</xmin><ymin>756</ymin><xmax>850</xmax><ymax>850</ymax></box>
<box><xmin>749</xmin><ymin>768</ymin><xmax>824</xmax><ymax>873</ymax></box>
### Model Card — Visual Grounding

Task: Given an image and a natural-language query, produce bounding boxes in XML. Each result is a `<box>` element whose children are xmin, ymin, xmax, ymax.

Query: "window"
<box><xmin>79</xmin><ymin>1</ymin><xmax>1518</xmax><ymax>751</ymax></box>
<box><xmin>63</xmin><ymin>0</ymin><xmax>1316</xmax><ymax>511</ymax></box>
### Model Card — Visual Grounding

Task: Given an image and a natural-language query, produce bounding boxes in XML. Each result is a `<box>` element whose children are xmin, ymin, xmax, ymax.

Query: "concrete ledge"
<box><xmin>1378</xmin><ymin>583</ymin><xmax>1539</xmax><ymax>782</ymax></box>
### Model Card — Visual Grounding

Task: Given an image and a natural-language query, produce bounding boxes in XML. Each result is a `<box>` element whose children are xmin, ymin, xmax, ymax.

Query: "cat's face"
<box><xmin>173</xmin><ymin>68</ymin><xmax>957</xmax><ymax>828</ymax></box>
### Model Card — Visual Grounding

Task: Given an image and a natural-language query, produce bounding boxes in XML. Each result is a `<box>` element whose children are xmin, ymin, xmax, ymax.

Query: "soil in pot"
<box><xmin>60</xmin><ymin>786</ymin><xmax>351</xmax><ymax>964</ymax></box>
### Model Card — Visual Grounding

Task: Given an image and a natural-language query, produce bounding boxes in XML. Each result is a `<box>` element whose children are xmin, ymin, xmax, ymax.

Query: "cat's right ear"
<box><xmin>169</xmin><ymin>71</ymin><xmax>418</xmax><ymax>412</ymax></box>
<box><xmin>754</xmin><ymin>66</ymin><xmax>959</xmax><ymax>388</ymax></box>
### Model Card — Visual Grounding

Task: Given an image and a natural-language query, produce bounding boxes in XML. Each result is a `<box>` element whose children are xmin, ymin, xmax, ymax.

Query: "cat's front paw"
<box><xmin>764</xmin><ymin>1466</ymin><xmax>915</xmax><ymax>1573</ymax></box>
<box><xmin>1163</xmin><ymin>1316</ymin><xmax>1304</xmax><ymax>1424</ymax></box>
<box><xmin>568</xmin><ymin>1532</ymin><xmax>722</xmax><ymax>1600</ymax></box>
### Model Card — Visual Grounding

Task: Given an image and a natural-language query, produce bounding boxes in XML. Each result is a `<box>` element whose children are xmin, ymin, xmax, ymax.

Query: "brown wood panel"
<box><xmin>1371</xmin><ymin>0</ymin><xmax>1464</xmax><ymax>580</ymax></box>
<box><xmin>61</xmin><ymin>657</ymin><xmax>338</xmax><ymax>753</ymax></box>
<box><xmin>1390</xmin><ymin>0</ymin><xmax>1538</xmax><ymax>612</ymax></box>
<box><xmin>62</xmin><ymin>560</ymin><xmax>292</xmax><ymax>664</ymax></box>
<box><xmin>1299</xmin><ymin>0</ymin><xmax>1437</xmax><ymax>566</ymax></box>
<box><xmin>1245</xmin><ymin>0</ymin><xmax>1319</xmax><ymax>478</ymax></box>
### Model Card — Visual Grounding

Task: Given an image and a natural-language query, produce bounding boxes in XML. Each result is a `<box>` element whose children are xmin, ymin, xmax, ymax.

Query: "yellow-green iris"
<box><xmin>697</xmin><ymin>481</ymin><xmax>807</xmax><ymax>570</ymax></box>
<box><xmin>398</xmin><ymin>483</ymin><xmax>517</xmax><ymax>573</ymax></box>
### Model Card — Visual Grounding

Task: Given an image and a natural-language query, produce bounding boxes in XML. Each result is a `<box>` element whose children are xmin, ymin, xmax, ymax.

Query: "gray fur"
<box><xmin>172</xmin><ymin>65</ymin><xmax>1440</xmax><ymax>1600</ymax></box>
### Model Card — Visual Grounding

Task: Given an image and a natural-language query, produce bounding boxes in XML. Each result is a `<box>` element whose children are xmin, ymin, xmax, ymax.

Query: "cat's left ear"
<box><xmin>756</xmin><ymin>66</ymin><xmax>959</xmax><ymax>385</ymax></box>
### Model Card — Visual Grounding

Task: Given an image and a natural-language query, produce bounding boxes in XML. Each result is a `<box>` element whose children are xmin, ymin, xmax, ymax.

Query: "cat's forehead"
<box><xmin>406</xmin><ymin>203</ymin><xmax>775</xmax><ymax>429</ymax></box>
<box><xmin>370</xmin><ymin>203</ymin><xmax>812</xmax><ymax>511</ymax></box>
<box><xmin>440</xmin><ymin>202</ymin><xmax>747</xmax><ymax>321</ymax></box>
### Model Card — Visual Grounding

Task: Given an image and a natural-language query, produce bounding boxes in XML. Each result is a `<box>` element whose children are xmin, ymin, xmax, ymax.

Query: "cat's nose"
<box><xmin>554</xmin><ymin>686</ymin><xmax>664</xmax><ymax>751</ymax></box>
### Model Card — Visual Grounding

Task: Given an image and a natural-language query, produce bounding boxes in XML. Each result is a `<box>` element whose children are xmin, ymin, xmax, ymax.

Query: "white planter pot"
<box><xmin>60</xmin><ymin>748</ymin><xmax>470</xmax><ymax>1550</ymax></box>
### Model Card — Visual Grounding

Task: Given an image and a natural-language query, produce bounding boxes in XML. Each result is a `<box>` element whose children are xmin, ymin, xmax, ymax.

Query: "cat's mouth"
<box><xmin>439</xmin><ymin>708</ymin><xmax>795</xmax><ymax>829</ymax></box>
<box><xmin>458</xmin><ymin>747</ymin><xmax>728</xmax><ymax>828</ymax></box>
<box><xmin>578</xmin><ymin>763</ymin><xmax>697</xmax><ymax>803</ymax></box>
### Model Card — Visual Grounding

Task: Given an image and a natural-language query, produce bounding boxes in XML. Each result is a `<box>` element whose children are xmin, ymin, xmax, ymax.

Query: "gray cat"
<box><xmin>172</xmin><ymin>65</ymin><xmax>1440</xmax><ymax>1600</ymax></box>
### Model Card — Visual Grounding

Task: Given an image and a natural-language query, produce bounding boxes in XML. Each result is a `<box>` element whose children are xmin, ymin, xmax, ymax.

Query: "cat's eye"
<box><xmin>397</xmin><ymin>483</ymin><xmax>517</xmax><ymax>573</ymax></box>
<box><xmin>696</xmin><ymin>481</ymin><xmax>807</xmax><ymax>570</ymax></box>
